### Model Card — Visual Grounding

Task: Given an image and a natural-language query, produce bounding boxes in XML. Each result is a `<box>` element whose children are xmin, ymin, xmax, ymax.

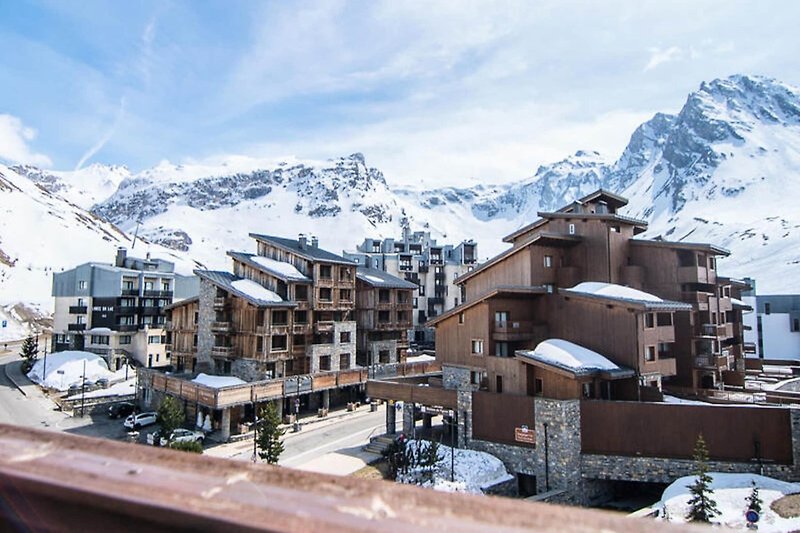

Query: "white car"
<box><xmin>123</xmin><ymin>412</ymin><xmax>158</xmax><ymax>429</ymax></box>
<box><xmin>148</xmin><ymin>428</ymin><xmax>205</xmax><ymax>446</ymax></box>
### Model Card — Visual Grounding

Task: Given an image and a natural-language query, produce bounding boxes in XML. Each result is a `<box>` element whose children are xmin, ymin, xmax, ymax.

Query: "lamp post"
<box><xmin>42</xmin><ymin>345</ymin><xmax>48</xmax><ymax>385</ymax></box>
<box><xmin>80</xmin><ymin>359</ymin><xmax>87</xmax><ymax>417</ymax></box>
<box><xmin>450</xmin><ymin>410</ymin><xmax>456</xmax><ymax>482</ymax></box>
<box><xmin>252</xmin><ymin>394</ymin><xmax>258</xmax><ymax>463</ymax></box>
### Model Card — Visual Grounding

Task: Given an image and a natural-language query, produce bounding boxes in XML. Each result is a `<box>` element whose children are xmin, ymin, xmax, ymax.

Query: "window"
<box><xmin>398</xmin><ymin>291</ymin><xmax>409</xmax><ymax>304</ymax></box>
<box><xmin>77</xmin><ymin>298</ymin><xmax>85</xmax><ymax>307</ymax></box>
<box><xmin>122</xmin><ymin>280</ymin><xmax>135</xmax><ymax>290</ymax></box>
<box><xmin>793</xmin><ymin>318</ymin><xmax>800</xmax><ymax>332</ymax></box>
<box><xmin>76</xmin><ymin>315</ymin><xmax>86</xmax><ymax>324</ymax></box>
<box><xmin>119</xmin><ymin>335</ymin><xmax>131</xmax><ymax>345</ymax></box>
<box><xmin>256</xmin><ymin>309</ymin><xmax>265</xmax><ymax>325</ymax></box>
<box><xmin>144</xmin><ymin>281</ymin><xmax>154</xmax><ymax>291</ymax></box>
<box><xmin>656</xmin><ymin>313</ymin><xmax>673</xmax><ymax>326</ymax></box>
<box><xmin>534</xmin><ymin>378</ymin><xmax>543</xmax><ymax>396</ymax></box>
<box><xmin>340</xmin><ymin>331</ymin><xmax>351</xmax><ymax>343</ymax></box>
<box><xmin>378</xmin><ymin>310</ymin><xmax>391</xmax><ymax>323</ymax></box>
<box><xmin>765</xmin><ymin>303</ymin><xmax>771</xmax><ymax>315</ymax></box>
<box><xmin>91</xmin><ymin>335</ymin><xmax>109</xmax><ymax>345</ymax></box>
<box><xmin>418</xmin><ymin>285</ymin><xmax>426</xmax><ymax>296</ymax></box>
<box><xmin>610</xmin><ymin>225</ymin><xmax>621</xmax><ymax>233</ymax></box>
<box><xmin>544</xmin><ymin>255</ymin><xmax>553</xmax><ymax>268</ymax></box>
<box><xmin>319</xmin><ymin>355</ymin><xmax>331</xmax><ymax>371</ymax></box>
<box><xmin>147</xmin><ymin>335</ymin><xmax>161</xmax><ymax>344</ymax></box>
<box><xmin>471</xmin><ymin>339</ymin><xmax>484</xmax><ymax>355</ymax></box>
<box><xmin>256</xmin><ymin>336</ymin><xmax>264</xmax><ymax>352</ymax></box>
<box><xmin>339</xmin><ymin>289</ymin><xmax>352</xmax><ymax>301</ymax></box>
<box><xmin>162</xmin><ymin>281</ymin><xmax>170</xmax><ymax>291</ymax></box>
<box><xmin>272</xmin><ymin>310</ymin><xmax>288</xmax><ymax>325</ymax></box>
<box><xmin>271</xmin><ymin>335</ymin><xmax>287</xmax><ymax>351</ymax></box>
<box><xmin>78</xmin><ymin>280</ymin><xmax>87</xmax><ymax>290</ymax></box>
<box><xmin>379</xmin><ymin>350</ymin><xmax>391</xmax><ymax>364</ymax></box>
<box><xmin>495</xmin><ymin>342</ymin><xmax>509</xmax><ymax>357</ymax></box>
<box><xmin>293</xmin><ymin>310</ymin><xmax>307</xmax><ymax>324</ymax></box>
<box><xmin>495</xmin><ymin>375</ymin><xmax>503</xmax><ymax>394</ymax></box>
<box><xmin>397</xmin><ymin>310</ymin><xmax>409</xmax><ymax>322</ymax></box>
<box><xmin>193</xmin><ymin>334</ymin><xmax>198</xmax><ymax>347</ymax></box>
<box><xmin>645</xmin><ymin>313</ymin><xmax>655</xmax><ymax>328</ymax></box>
<box><xmin>293</xmin><ymin>334</ymin><xmax>305</xmax><ymax>346</ymax></box>
<box><xmin>582</xmin><ymin>383</ymin><xmax>592</xmax><ymax>398</ymax></box>
<box><xmin>194</xmin><ymin>312</ymin><xmax>199</xmax><ymax>325</ymax></box>
<box><xmin>156</xmin><ymin>354</ymin><xmax>160</xmax><ymax>363</ymax></box>
<box><xmin>458</xmin><ymin>312</ymin><xmax>465</xmax><ymax>324</ymax></box>
<box><xmin>339</xmin><ymin>267</ymin><xmax>352</xmax><ymax>281</ymax></box>
<box><xmin>378</xmin><ymin>289</ymin><xmax>391</xmax><ymax>303</ymax></box>
<box><xmin>339</xmin><ymin>353</ymin><xmax>350</xmax><ymax>369</ymax></box>
<box><xmin>319</xmin><ymin>288</ymin><xmax>332</xmax><ymax>301</ymax></box>
<box><xmin>658</xmin><ymin>342</ymin><xmax>671</xmax><ymax>358</ymax></box>
<box><xmin>568</xmin><ymin>223</ymin><xmax>576</xmax><ymax>235</ymax></box>
<box><xmin>544</xmin><ymin>284</ymin><xmax>554</xmax><ymax>294</ymax></box>
<box><xmin>708</xmin><ymin>257</ymin><xmax>716</xmax><ymax>270</ymax></box>
<box><xmin>295</xmin><ymin>285</ymin><xmax>309</xmax><ymax>301</ymax></box>
<box><xmin>319</xmin><ymin>265</ymin><xmax>332</xmax><ymax>279</ymax></box>
<box><xmin>646</xmin><ymin>346</ymin><xmax>656</xmax><ymax>362</ymax></box>
<box><xmin>413</xmin><ymin>297</ymin><xmax>418</xmax><ymax>307</ymax></box>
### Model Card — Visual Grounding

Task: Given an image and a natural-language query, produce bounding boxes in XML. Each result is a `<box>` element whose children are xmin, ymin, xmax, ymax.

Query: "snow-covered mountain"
<box><xmin>2</xmin><ymin>74</ymin><xmax>798</xmax><ymax>317</ymax></box>
<box><xmin>0</xmin><ymin>163</ymin><xmax>198</xmax><ymax>310</ymax></box>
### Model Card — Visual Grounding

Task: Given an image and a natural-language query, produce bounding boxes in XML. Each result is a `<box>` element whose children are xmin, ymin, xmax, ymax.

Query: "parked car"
<box><xmin>108</xmin><ymin>402</ymin><xmax>136</xmax><ymax>419</ymax></box>
<box><xmin>147</xmin><ymin>428</ymin><xmax>205</xmax><ymax>447</ymax></box>
<box><xmin>123</xmin><ymin>412</ymin><xmax>158</xmax><ymax>429</ymax></box>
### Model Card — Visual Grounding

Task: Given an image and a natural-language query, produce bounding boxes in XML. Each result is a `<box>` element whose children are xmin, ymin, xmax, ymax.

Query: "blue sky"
<box><xmin>1</xmin><ymin>0</ymin><xmax>798</xmax><ymax>186</ymax></box>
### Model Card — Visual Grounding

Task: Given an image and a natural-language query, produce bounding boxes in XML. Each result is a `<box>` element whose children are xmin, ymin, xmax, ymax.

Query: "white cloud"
<box><xmin>644</xmin><ymin>46</ymin><xmax>683</xmax><ymax>72</ymax></box>
<box><xmin>0</xmin><ymin>114</ymin><xmax>51</xmax><ymax>167</ymax></box>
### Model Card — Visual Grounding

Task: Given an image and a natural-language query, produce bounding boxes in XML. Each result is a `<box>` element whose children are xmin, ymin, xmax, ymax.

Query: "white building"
<box><xmin>742</xmin><ymin>278</ymin><xmax>800</xmax><ymax>361</ymax></box>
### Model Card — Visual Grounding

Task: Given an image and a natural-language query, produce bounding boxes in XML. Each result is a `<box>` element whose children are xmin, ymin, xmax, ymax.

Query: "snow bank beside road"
<box><xmin>28</xmin><ymin>351</ymin><xmax>115</xmax><ymax>391</ymax></box>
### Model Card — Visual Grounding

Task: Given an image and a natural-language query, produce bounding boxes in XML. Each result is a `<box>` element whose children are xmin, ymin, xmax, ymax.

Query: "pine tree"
<box><xmin>157</xmin><ymin>396</ymin><xmax>185</xmax><ymax>441</ymax></box>
<box><xmin>20</xmin><ymin>335</ymin><xmax>39</xmax><ymax>373</ymax></box>
<box><xmin>686</xmin><ymin>434</ymin><xmax>720</xmax><ymax>523</ymax></box>
<box><xmin>256</xmin><ymin>402</ymin><xmax>285</xmax><ymax>464</ymax></box>
<box><xmin>746</xmin><ymin>480</ymin><xmax>763</xmax><ymax>514</ymax></box>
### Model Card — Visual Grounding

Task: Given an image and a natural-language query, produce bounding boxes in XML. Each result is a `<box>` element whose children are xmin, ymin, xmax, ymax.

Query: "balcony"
<box><xmin>115</xmin><ymin>324</ymin><xmax>139</xmax><ymax>332</ymax></box>
<box><xmin>743</xmin><ymin>342</ymin><xmax>757</xmax><ymax>354</ymax></box>
<box><xmin>695</xmin><ymin>354</ymin><xmax>729</xmax><ymax>370</ymax></box>
<box><xmin>141</xmin><ymin>306</ymin><xmax>162</xmax><ymax>316</ymax></box>
<box><xmin>121</xmin><ymin>288</ymin><xmax>139</xmax><ymax>296</ymax></box>
<box><xmin>678</xmin><ymin>265</ymin><xmax>714</xmax><ymax>285</ymax></box>
<box><xmin>213</xmin><ymin>297</ymin><xmax>228</xmax><ymax>309</ymax></box>
<box><xmin>117</xmin><ymin>306</ymin><xmax>137</xmax><ymax>315</ymax></box>
<box><xmin>427</xmin><ymin>297</ymin><xmax>445</xmax><ymax>306</ymax></box>
<box><xmin>67</xmin><ymin>323</ymin><xmax>86</xmax><ymax>332</ymax></box>
<box><xmin>492</xmin><ymin>321</ymin><xmax>547</xmax><ymax>342</ymax></box>
<box><xmin>68</xmin><ymin>305</ymin><xmax>87</xmax><ymax>314</ymax></box>
<box><xmin>211</xmin><ymin>346</ymin><xmax>233</xmax><ymax>356</ymax></box>
<box><xmin>143</xmin><ymin>290</ymin><xmax>173</xmax><ymax>298</ymax></box>
<box><xmin>211</xmin><ymin>321</ymin><xmax>232</xmax><ymax>332</ymax></box>
<box><xmin>643</xmin><ymin>357</ymin><xmax>677</xmax><ymax>377</ymax></box>
<box><xmin>314</xmin><ymin>321</ymin><xmax>335</xmax><ymax>333</ymax></box>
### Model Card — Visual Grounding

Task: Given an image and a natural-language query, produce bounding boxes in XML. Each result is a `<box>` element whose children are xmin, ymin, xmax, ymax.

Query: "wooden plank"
<box><xmin>216</xmin><ymin>386</ymin><xmax>255</xmax><ymax>407</ymax></box>
<box><xmin>253</xmin><ymin>381</ymin><xmax>283</xmax><ymax>400</ymax></box>
<box><xmin>152</xmin><ymin>374</ymin><xmax>167</xmax><ymax>391</ymax></box>
<box><xmin>166</xmin><ymin>377</ymin><xmax>182</xmax><ymax>396</ymax></box>
<box><xmin>312</xmin><ymin>373</ymin><xmax>337</xmax><ymax>391</ymax></box>
<box><xmin>196</xmin><ymin>387</ymin><xmax>216</xmax><ymax>407</ymax></box>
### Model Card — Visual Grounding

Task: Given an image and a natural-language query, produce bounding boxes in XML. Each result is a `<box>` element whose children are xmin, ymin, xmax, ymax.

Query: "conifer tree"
<box><xmin>20</xmin><ymin>335</ymin><xmax>39</xmax><ymax>373</ymax></box>
<box><xmin>686</xmin><ymin>434</ymin><xmax>720</xmax><ymax>523</ymax></box>
<box><xmin>256</xmin><ymin>402</ymin><xmax>285</xmax><ymax>464</ymax></box>
<box><xmin>746</xmin><ymin>479</ymin><xmax>763</xmax><ymax>514</ymax></box>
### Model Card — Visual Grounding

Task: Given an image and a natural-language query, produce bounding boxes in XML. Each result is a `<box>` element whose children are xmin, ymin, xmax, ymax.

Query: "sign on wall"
<box><xmin>515</xmin><ymin>426</ymin><xmax>535</xmax><ymax>445</ymax></box>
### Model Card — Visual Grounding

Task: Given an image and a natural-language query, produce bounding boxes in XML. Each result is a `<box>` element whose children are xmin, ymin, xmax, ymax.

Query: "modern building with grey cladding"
<box><xmin>743</xmin><ymin>278</ymin><xmax>800</xmax><ymax>360</ymax></box>
<box><xmin>344</xmin><ymin>227</ymin><xmax>477</xmax><ymax>345</ymax></box>
<box><xmin>51</xmin><ymin>248</ymin><xmax>198</xmax><ymax>370</ymax></box>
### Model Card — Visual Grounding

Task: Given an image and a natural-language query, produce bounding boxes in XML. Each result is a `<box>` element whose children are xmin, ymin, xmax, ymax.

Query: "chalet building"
<box><xmin>51</xmin><ymin>248</ymin><xmax>198</xmax><ymax>370</ymax></box>
<box><xmin>166</xmin><ymin>234</ymin><xmax>357</xmax><ymax>381</ymax></box>
<box><xmin>354</xmin><ymin>267</ymin><xmax>416</xmax><ymax>367</ymax></box>
<box><xmin>344</xmin><ymin>229</ymin><xmax>477</xmax><ymax>345</ymax></box>
<box><xmin>366</xmin><ymin>190</ymin><xmax>793</xmax><ymax>504</ymax></box>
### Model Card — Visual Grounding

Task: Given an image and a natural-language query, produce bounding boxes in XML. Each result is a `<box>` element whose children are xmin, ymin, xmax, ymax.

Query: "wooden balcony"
<box><xmin>643</xmin><ymin>357</ymin><xmax>677</xmax><ymax>377</ymax></box>
<box><xmin>492</xmin><ymin>321</ymin><xmax>545</xmax><ymax>342</ymax></box>
<box><xmin>678</xmin><ymin>265</ymin><xmax>714</xmax><ymax>285</ymax></box>
<box><xmin>211</xmin><ymin>346</ymin><xmax>233</xmax><ymax>356</ymax></box>
<box><xmin>695</xmin><ymin>354</ymin><xmax>729</xmax><ymax>370</ymax></box>
<box><xmin>681</xmin><ymin>291</ymin><xmax>710</xmax><ymax>311</ymax></box>
<box><xmin>314</xmin><ymin>321</ymin><xmax>335</xmax><ymax>333</ymax></box>
<box><xmin>213</xmin><ymin>297</ymin><xmax>227</xmax><ymax>310</ymax></box>
<box><xmin>211</xmin><ymin>321</ymin><xmax>232</xmax><ymax>332</ymax></box>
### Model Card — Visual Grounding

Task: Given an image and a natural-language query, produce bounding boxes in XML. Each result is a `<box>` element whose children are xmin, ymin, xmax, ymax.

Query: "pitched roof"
<box><xmin>248</xmin><ymin>234</ymin><xmax>356</xmax><ymax>265</ymax></box>
<box><xmin>629</xmin><ymin>239</ymin><xmax>730</xmax><ymax>256</ymax></box>
<box><xmin>194</xmin><ymin>270</ymin><xmax>295</xmax><ymax>308</ymax></box>
<box><xmin>164</xmin><ymin>296</ymin><xmax>199</xmax><ymax>311</ymax></box>
<box><xmin>516</xmin><ymin>339</ymin><xmax>635</xmax><ymax>380</ymax></box>
<box><xmin>227</xmin><ymin>251</ymin><xmax>311</xmax><ymax>282</ymax></box>
<box><xmin>456</xmin><ymin>232</ymin><xmax>581</xmax><ymax>285</ymax></box>
<box><xmin>356</xmin><ymin>267</ymin><xmax>418</xmax><ymax>289</ymax></box>
<box><xmin>426</xmin><ymin>285</ymin><xmax>547</xmax><ymax>327</ymax></box>
<box><xmin>561</xmin><ymin>282</ymin><xmax>693</xmax><ymax>311</ymax></box>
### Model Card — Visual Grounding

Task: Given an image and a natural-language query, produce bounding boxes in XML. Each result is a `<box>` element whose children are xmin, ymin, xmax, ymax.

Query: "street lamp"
<box><xmin>252</xmin><ymin>394</ymin><xmax>259</xmax><ymax>463</ymax></box>
<box><xmin>80</xmin><ymin>359</ymin><xmax>87</xmax><ymax>417</ymax></box>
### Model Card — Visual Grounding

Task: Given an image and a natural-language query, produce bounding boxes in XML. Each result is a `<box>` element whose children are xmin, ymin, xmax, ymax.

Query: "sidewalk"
<box><xmin>2</xmin><ymin>354</ymin><xmax>38</xmax><ymax>397</ymax></box>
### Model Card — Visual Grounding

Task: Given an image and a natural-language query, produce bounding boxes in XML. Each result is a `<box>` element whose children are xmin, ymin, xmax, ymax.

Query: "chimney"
<box><xmin>115</xmin><ymin>247</ymin><xmax>127</xmax><ymax>267</ymax></box>
<box><xmin>298</xmin><ymin>234</ymin><xmax>307</xmax><ymax>249</ymax></box>
<box><xmin>311</xmin><ymin>236</ymin><xmax>319</xmax><ymax>249</ymax></box>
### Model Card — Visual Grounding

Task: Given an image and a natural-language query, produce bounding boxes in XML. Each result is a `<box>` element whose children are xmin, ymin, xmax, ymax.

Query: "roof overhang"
<box><xmin>426</xmin><ymin>286</ymin><xmax>547</xmax><ymax>327</ymax></box>
<box><xmin>515</xmin><ymin>350</ymin><xmax>635</xmax><ymax>381</ymax></box>
<box><xmin>629</xmin><ymin>239</ymin><xmax>731</xmax><ymax>257</ymax></box>
<box><xmin>164</xmin><ymin>296</ymin><xmax>199</xmax><ymax>311</ymax></box>
<box><xmin>559</xmin><ymin>289</ymin><xmax>693</xmax><ymax>312</ymax></box>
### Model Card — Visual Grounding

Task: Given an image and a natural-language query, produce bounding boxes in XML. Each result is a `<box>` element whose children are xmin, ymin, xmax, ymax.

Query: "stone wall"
<box><xmin>368</xmin><ymin>339</ymin><xmax>399</xmax><ymax>365</ymax></box>
<box><xmin>534</xmin><ymin>398</ymin><xmax>582</xmax><ymax>503</ymax></box>
<box><xmin>442</xmin><ymin>365</ymin><xmax>471</xmax><ymax>390</ymax></box>
<box><xmin>196</xmin><ymin>279</ymin><xmax>215</xmax><ymax>372</ymax></box>
<box><xmin>308</xmin><ymin>321</ymin><xmax>357</xmax><ymax>373</ymax></box>
<box><xmin>231</xmin><ymin>358</ymin><xmax>263</xmax><ymax>382</ymax></box>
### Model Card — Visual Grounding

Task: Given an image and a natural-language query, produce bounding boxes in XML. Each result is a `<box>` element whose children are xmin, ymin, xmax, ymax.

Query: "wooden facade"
<box><xmin>354</xmin><ymin>276</ymin><xmax>414</xmax><ymax>366</ymax></box>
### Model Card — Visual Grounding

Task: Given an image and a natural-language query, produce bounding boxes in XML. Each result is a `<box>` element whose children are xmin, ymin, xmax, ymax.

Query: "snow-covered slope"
<box><xmin>10</xmin><ymin>163</ymin><xmax>130</xmax><ymax>210</ymax></box>
<box><xmin>5</xmin><ymin>74</ymin><xmax>800</xmax><ymax>311</ymax></box>
<box><xmin>0</xmin><ymin>164</ymin><xmax>197</xmax><ymax>311</ymax></box>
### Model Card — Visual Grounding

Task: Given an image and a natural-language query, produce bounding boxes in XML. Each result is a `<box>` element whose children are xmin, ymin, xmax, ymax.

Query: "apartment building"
<box><xmin>742</xmin><ymin>279</ymin><xmax>800</xmax><ymax>360</ymax></box>
<box><xmin>354</xmin><ymin>267</ymin><xmax>416</xmax><ymax>366</ymax></box>
<box><xmin>166</xmin><ymin>234</ymin><xmax>358</xmax><ymax>381</ymax></box>
<box><xmin>51</xmin><ymin>248</ymin><xmax>198</xmax><ymax>370</ymax></box>
<box><xmin>344</xmin><ymin>229</ymin><xmax>477</xmax><ymax>345</ymax></box>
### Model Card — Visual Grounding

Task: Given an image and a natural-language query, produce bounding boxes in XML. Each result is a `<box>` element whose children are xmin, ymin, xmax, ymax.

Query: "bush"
<box><xmin>169</xmin><ymin>440</ymin><xmax>203</xmax><ymax>453</ymax></box>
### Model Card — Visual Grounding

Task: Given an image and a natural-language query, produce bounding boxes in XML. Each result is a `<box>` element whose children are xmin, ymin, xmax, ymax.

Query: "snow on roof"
<box><xmin>86</xmin><ymin>327</ymin><xmax>113</xmax><ymax>334</ymax></box>
<box><xmin>27</xmin><ymin>351</ymin><xmax>114</xmax><ymax>391</ymax></box>
<box><xmin>192</xmin><ymin>373</ymin><xmax>247</xmax><ymax>388</ymax></box>
<box><xmin>363</xmin><ymin>274</ymin><xmax>385</xmax><ymax>284</ymax></box>
<box><xmin>250</xmin><ymin>256</ymin><xmax>309</xmax><ymax>281</ymax></box>
<box><xmin>517</xmin><ymin>339</ymin><xmax>634</xmax><ymax>378</ymax></box>
<box><xmin>65</xmin><ymin>377</ymin><xmax>136</xmax><ymax>400</ymax></box>
<box><xmin>657</xmin><ymin>473</ymin><xmax>800</xmax><ymax>530</ymax></box>
<box><xmin>568</xmin><ymin>282</ymin><xmax>662</xmax><ymax>302</ymax></box>
<box><xmin>230</xmin><ymin>279</ymin><xmax>283</xmax><ymax>303</ymax></box>
<box><xmin>406</xmin><ymin>354</ymin><xmax>436</xmax><ymax>364</ymax></box>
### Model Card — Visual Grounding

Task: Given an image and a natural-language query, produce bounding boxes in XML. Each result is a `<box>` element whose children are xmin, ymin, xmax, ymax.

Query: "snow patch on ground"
<box><xmin>657</xmin><ymin>473</ymin><xmax>800</xmax><ymax>532</ymax></box>
<box><xmin>192</xmin><ymin>373</ymin><xmax>247</xmax><ymax>388</ymax></box>
<box><xmin>397</xmin><ymin>439</ymin><xmax>513</xmax><ymax>494</ymax></box>
<box><xmin>65</xmin><ymin>377</ymin><xmax>136</xmax><ymax>400</ymax></box>
<box><xmin>27</xmin><ymin>351</ymin><xmax>115</xmax><ymax>391</ymax></box>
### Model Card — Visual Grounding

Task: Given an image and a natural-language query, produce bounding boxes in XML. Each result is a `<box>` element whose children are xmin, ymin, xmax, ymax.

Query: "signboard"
<box><xmin>1</xmin><ymin>320</ymin><xmax>6</xmax><ymax>328</ymax></box>
<box><xmin>745</xmin><ymin>510</ymin><xmax>759</xmax><ymax>524</ymax></box>
<box><xmin>515</xmin><ymin>426</ymin><xmax>536</xmax><ymax>445</ymax></box>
